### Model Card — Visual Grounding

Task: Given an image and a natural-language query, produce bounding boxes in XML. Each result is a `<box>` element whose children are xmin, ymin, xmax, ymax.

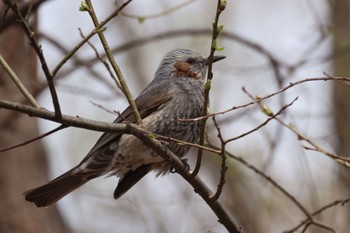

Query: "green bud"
<box><xmin>220</xmin><ymin>0</ymin><xmax>227</xmax><ymax>10</ymax></box>
<box><xmin>79</xmin><ymin>1</ymin><xmax>89</xmax><ymax>12</ymax></box>
<box><xmin>217</xmin><ymin>24</ymin><xmax>224</xmax><ymax>34</ymax></box>
<box><xmin>96</xmin><ymin>27</ymin><xmax>107</xmax><ymax>33</ymax></box>
<box><xmin>137</xmin><ymin>17</ymin><xmax>146</xmax><ymax>23</ymax></box>
<box><xmin>212</xmin><ymin>39</ymin><xmax>224</xmax><ymax>51</ymax></box>
<box><xmin>261</xmin><ymin>104</ymin><xmax>273</xmax><ymax>116</ymax></box>
<box><xmin>205</xmin><ymin>79</ymin><xmax>211</xmax><ymax>91</ymax></box>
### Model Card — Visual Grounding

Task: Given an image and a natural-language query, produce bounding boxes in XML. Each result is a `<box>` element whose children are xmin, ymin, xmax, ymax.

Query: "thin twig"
<box><xmin>0</xmin><ymin>125</ymin><xmax>66</xmax><ymax>153</ymax></box>
<box><xmin>276</xmin><ymin>116</ymin><xmax>350</xmax><ymax>168</ymax></box>
<box><xmin>85</xmin><ymin>0</ymin><xmax>142</xmax><ymax>125</ymax></box>
<box><xmin>5</xmin><ymin>0</ymin><xmax>61</xmax><ymax>118</ymax></box>
<box><xmin>219</xmin><ymin>148</ymin><xmax>313</xmax><ymax>220</ymax></box>
<box><xmin>303</xmin><ymin>146</ymin><xmax>350</xmax><ymax>167</ymax></box>
<box><xmin>301</xmin><ymin>220</ymin><xmax>336</xmax><ymax>233</ymax></box>
<box><xmin>211</xmin><ymin>116</ymin><xmax>227</xmax><ymax>201</ymax></box>
<box><xmin>39</xmin><ymin>32</ymin><xmax>121</xmax><ymax>96</ymax></box>
<box><xmin>285</xmin><ymin>199</ymin><xmax>350</xmax><ymax>233</ymax></box>
<box><xmin>51</xmin><ymin>29</ymin><xmax>98</xmax><ymax>78</ymax></box>
<box><xmin>89</xmin><ymin>100</ymin><xmax>117</xmax><ymax>115</ymax></box>
<box><xmin>193</xmin><ymin>0</ymin><xmax>226</xmax><ymax>177</ymax></box>
<box><xmin>0</xmin><ymin>0</ymin><xmax>48</xmax><ymax>32</ymax></box>
<box><xmin>189</xmin><ymin>76</ymin><xmax>350</xmax><ymax>122</ymax></box>
<box><xmin>78</xmin><ymin>28</ymin><xmax>122</xmax><ymax>91</ymax></box>
<box><xmin>0</xmin><ymin>54</ymin><xmax>40</xmax><ymax>108</ymax></box>
<box><xmin>54</xmin><ymin>29</ymin><xmax>280</xmax><ymax>79</ymax></box>
<box><xmin>224</xmin><ymin>97</ymin><xmax>298</xmax><ymax>144</ymax></box>
<box><xmin>243</xmin><ymin>87</ymin><xmax>350</xmax><ymax>168</ymax></box>
<box><xmin>120</xmin><ymin>0</ymin><xmax>196</xmax><ymax>22</ymax></box>
<box><xmin>51</xmin><ymin>0</ymin><xmax>132</xmax><ymax>78</ymax></box>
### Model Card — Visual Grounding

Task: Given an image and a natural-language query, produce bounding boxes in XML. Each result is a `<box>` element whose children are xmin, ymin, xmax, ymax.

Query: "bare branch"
<box><xmin>51</xmin><ymin>0</ymin><xmax>132</xmax><ymax>78</ymax></box>
<box><xmin>301</xmin><ymin>220</ymin><xmax>337</xmax><ymax>233</ymax></box>
<box><xmin>0</xmin><ymin>125</ymin><xmax>66</xmax><ymax>153</ymax></box>
<box><xmin>85</xmin><ymin>0</ymin><xmax>142</xmax><ymax>125</ymax></box>
<box><xmin>0</xmin><ymin>54</ymin><xmax>40</xmax><ymax>108</ymax></box>
<box><xmin>0</xmin><ymin>0</ymin><xmax>49</xmax><ymax>32</ymax></box>
<box><xmin>243</xmin><ymin>86</ymin><xmax>350</xmax><ymax>168</ymax></box>
<box><xmin>78</xmin><ymin>28</ymin><xmax>122</xmax><ymax>92</ymax></box>
<box><xmin>190</xmin><ymin>76</ymin><xmax>350</xmax><ymax>121</ymax></box>
<box><xmin>5</xmin><ymin>0</ymin><xmax>61</xmax><ymax>118</ymax></box>
<box><xmin>120</xmin><ymin>0</ymin><xmax>196</xmax><ymax>22</ymax></box>
<box><xmin>285</xmin><ymin>199</ymin><xmax>350</xmax><ymax>233</ymax></box>
<box><xmin>222</xmin><ymin>149</ymin><xmax>313</xmax><ymax>220</ymax></box>
<box><xmin>224</xmin><ymin>96</ymin><xmax>298</xmax><ymax>144</ymax></box>
<box><xmin>211</xmin><ymin>116</ymin><xmax>227</xmax><ymax>201</ymax></box>
<box><xmin>0</xmin><ymin>99</ymin><xmax>127</xmax><ymax>133</ymax></box>
<box><xmin>193</xmin><ymin>0</ymin><xmax>226</xmax><ymax>177</ymax></box>
<box><xmin>39</xmin><ymin>32</ymin><xmax>121</xmax><ymax>96</ymax></box>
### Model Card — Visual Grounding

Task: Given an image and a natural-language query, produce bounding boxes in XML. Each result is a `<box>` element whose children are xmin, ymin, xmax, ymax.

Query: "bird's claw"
<box><xmin>170</xmin><ymin>158</ymin><xmax>189</xmax><ymax>173</ymax></box>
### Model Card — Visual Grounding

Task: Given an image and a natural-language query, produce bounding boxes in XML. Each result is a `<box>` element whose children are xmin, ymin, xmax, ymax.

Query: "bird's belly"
<box><xmin>110</xmin><ymin>134</ymin><xmax>163</xmax><ymax>176</ymax></box>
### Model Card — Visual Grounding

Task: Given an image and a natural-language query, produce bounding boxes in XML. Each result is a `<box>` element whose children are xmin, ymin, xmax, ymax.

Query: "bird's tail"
<box><xmin>24</xmin><ymin>168</ymin><xmax>88</xmax><ymax>207</ymax></box>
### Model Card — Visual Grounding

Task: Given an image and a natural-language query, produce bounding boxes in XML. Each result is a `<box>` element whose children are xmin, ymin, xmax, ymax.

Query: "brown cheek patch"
<box><xmin>174</xmin><ymin>61</ymin><xmax>201</xmax><ymax>79</ymax></box>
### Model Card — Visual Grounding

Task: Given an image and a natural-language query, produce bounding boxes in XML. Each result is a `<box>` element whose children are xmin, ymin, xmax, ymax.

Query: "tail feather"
<box><xmin>114</xmin><ymin>165</ymin><xmax>151</xmax><ymax>199</ymax></box>
<box><xmin>24</xmin><ymin>169</ymin><xmax>88</xmax><ymax>207</ymax></box>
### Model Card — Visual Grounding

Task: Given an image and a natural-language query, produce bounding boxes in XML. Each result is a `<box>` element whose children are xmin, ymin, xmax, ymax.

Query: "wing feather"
<box><xmin>77</xmin><ymin>80</ymin><xmax>173</xmax><ymax>174</ymax></box>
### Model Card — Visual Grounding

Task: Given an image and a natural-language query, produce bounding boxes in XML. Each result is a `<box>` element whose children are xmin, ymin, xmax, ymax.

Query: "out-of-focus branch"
<box><xmin>210</xmin><ymin>147</ymin><xmax>314</xmax><ymax>223</ymax></box>
<box><xmin>38</xmin><ymin>32</ymin><xmax>121</xmax><ymax>96</ymax></box>
<box><xmin>5</xmin><ymin>0</ymin><xmax>61</xmax><ymax>118</ymax></box>
<box><xmin>0</xmin><ymin>125</ymin><xmax>66</xmax><ymax>153</ymax></box>
<box><xmin>0</xmin><ymin>54</ymin><xmax>40</xmax><ymax>108</ymax></box>
<box><xmin>120</xmin><ymin>0</ymin><xmax>196</xmax><ymax>22</ymax></box>
<box><xmin>281</xmin><ymin>120</ymin><xmax>350</xmax><ymax>168</ymax></box>
<box><xmin>78</xmin><ymin>28</ymin><xmax>122</xmax><ymax>92</ymax></box>
<box><xmin>300</xmin><ymin>221</ymin><xmax>336</xmax><ymax>233</ymax></box>
<box><xmin>55</xmin><ymin>29</ymin><xmax>280</xmax><ymax>79</ymax></box>
<box><xmin>51</xmin><ymin>0</ymin><xmax>131</xmax><ymax>79</ymax></box>
<box><xmin>285</xmin><ymin>198</ymin><xmax>350</xmax><ymax>233</ymax></box>
<box><xmin>0</xmin><ymin>0</ymin><xmax>50</xmax><ymax>32</ymax></box>
<box><xmin>84</xmin><ymin>0</ymin><xmax>142</xmax><ymax>125</ymax></box>
<box><xmin>51</xmin><ymin>29</ymin><xmax>98</xmax><ymax>78</ymax></box>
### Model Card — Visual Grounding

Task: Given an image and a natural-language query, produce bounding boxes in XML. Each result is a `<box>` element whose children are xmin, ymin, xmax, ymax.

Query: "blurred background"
<box><xmin>1</xmin><ymin>0</ymin><xmax>349</xmax><ymax>232</ymax></box>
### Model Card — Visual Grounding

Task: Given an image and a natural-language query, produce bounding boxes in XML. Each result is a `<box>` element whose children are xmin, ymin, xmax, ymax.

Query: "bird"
<box><xmin>24</xmin><ymin>48</ymin><xmax>225</xmax><ymax>207</ymax></box>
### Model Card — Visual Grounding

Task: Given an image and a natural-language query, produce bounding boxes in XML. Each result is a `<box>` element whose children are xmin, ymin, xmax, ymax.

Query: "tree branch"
<box><xmin>193</xmin><ymin>0</ymin><xmax>226</xmax><ymax>177</ymax></box>
<box><xmin>5</xmin><ymin>0</ymin><xmax>61</xmax><ymax>118</ymax></box>
<box><xmin>0</xmin><ymin>54</ymin><xmax>40</xmax><ymax>108</ymax></box>
<box><xmin>84</xmin><ymin>0</ymin><xmax>142</xmax><ymax>125</ymax></box>
<box><xmin>0</xmin><ymin>98</ymin><xmax>241</xmax><ymax>232</ymax></box>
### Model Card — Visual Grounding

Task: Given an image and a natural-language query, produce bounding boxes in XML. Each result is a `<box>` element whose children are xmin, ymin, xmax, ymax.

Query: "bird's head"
<box><xmin>154</xmin><ymin>48</ymin><xmax>225</xmax><ymax>81</ymax></box>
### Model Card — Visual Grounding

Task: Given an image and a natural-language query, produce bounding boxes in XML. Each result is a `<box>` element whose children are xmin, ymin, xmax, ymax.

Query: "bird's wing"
<box><xmin>78</xmin><ymin>80</ymin><xmax>172</xmax><ymax>170</ymax></box>
<box><xmin>24</xmin><ymin>83</ymin><xmax>173</xmax><ymax>207</ymax></box>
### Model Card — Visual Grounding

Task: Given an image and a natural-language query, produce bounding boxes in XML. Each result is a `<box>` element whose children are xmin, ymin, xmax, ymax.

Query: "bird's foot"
<box><xmin>170</xmin><ymin>158</ymin><xmax>190</xmax><ymax>173</ymax></box>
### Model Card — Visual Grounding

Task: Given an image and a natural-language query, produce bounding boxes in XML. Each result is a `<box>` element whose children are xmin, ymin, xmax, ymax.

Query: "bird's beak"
<box><xmin>204</xmin><ymin>55</ymin><xmax>226</xmax><ymax>65</ymax></box>
<box><xmin>212</xmin><ymin>55</ymin><xmax>226</xmax><ymax>63</ymax></box>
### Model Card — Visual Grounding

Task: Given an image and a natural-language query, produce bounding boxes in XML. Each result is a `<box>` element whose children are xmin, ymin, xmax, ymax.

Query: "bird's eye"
<box><xmin>186</xmin><ymin>58</ymin><xmax>195</xmax><ymax>64</ymax></box>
